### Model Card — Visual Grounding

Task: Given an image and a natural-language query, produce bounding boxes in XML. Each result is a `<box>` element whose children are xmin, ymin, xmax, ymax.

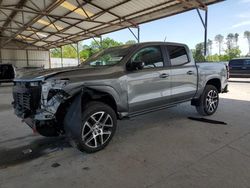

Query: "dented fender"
<box><xmin>63</xmin><ymin>90</ymin><xmax>83</xmax><ymax>141</ymax></box>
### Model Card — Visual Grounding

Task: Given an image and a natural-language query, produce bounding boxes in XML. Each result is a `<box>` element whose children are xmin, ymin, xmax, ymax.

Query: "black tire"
<box><xmin>75</xmin><ymin>101</ymin><xmax>117</xmax><ymax>153</ymax></box>
<box><xmin>196</xmin><ymin>85</ymin><xmax>219</xmax><ymax>116</ymax></box>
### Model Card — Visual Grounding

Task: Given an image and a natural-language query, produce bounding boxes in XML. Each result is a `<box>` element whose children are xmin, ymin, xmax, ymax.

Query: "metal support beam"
<box><xmin>128</xmin><ymin>26</ymin><xmax>140</xmax><ymax>43</ymax></box>
<box><xmin>100</xmin><ymin>36</ymin><xmax>103</xmax><ymax>49</ymax></box>
<box><xmin>92</xmin><ymin>37</ymin><xmax>102</xmax><ymax>49</ymax></box>
<box><xmin>60</xmin><ymin>46</ymin><xmax>63</xmax><ymax>68</ymax></box>
<box><xmin>196</xmin><ymin>8</ymin><xmax>208</xmax><ymax>56</ymax></box>
<box><xmin>26</xmin><ymin>49</ymin><xmax>29</xmax><ymax>66</ymax></box>
<box><xmin>48</xmin><ymin>49</ymin><xmax>51</xmax><ymax>69</ymax></box>
<box><xmin>204</xmin><ymin>9</ymin><xmax>208</xmax><ymax>57</ymax></box>
<box><xmin>138</xmin><ymin>27</ymin><xmax>140</xmax><ymax>43</ymax></box>
<box><xmin>76</xmin><ymin>42</ymin><xmax>80</xmax><ymax>65</ymax></box>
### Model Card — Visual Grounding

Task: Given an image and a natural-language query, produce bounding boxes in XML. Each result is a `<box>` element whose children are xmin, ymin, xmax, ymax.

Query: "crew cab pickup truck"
<box><xmin>12</xmin><ymin>42</ymin><xmax>228</xmax><ymax>153</ymax></box>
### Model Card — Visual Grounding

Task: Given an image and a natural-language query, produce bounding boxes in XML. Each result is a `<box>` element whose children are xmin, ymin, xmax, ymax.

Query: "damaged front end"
<box><xmin>13</xmin><ymin>79</ymin><xmax>71</xmax><ymax>136</ymax></box>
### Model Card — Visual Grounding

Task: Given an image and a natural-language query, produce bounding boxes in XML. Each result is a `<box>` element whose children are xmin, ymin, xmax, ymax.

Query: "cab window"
<box><xmin>131</xmin><ymin>46</ymin><xmax>164</xmax><ymax>69</ymax></box>
<box><xmin>167</xmin><ymin>45</ymin><xmax>189</xmax><ymax>66</ymax></box>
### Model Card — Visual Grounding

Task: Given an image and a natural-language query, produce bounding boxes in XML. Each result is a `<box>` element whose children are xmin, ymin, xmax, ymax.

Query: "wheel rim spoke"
<box><xmin>100</xmin><ymin>134</ymin><xmax>104</xmax><ymax>145</ymax></box>
<box><xmin>83</xmin><ymin>129</ymin><xmax>92</xmax><ymax>139</ymax></box>
<box><xmin>85</xmin><ymin>134</ymin><xmax>95</xmax><ymax>144</ymax></box>
<box><xmin>206</xmin><ymin>90</ymin><xmax>218</xmax><ymax>113</ymax></box>
<box><xmin>82</xmin><ymin>111</ymin><xmax>113</xmax><ymax>149</ymax></box>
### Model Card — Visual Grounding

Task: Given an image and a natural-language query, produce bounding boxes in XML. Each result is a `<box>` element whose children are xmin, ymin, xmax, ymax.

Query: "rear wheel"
<box><xmin>75</xmin><ymin>101</ymin><xmax>117</xmax><ymax>153</ymax></box>
<box><xmin>196</xmin><ymin>85</ymin><xmax>219</xmax><ymax>116</ymax></box>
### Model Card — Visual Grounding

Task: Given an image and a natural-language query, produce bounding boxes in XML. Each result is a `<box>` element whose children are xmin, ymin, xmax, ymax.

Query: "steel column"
<box><xmin>204</xmin><ymin>9</ymin><xmax>208</xmax><ymax>57</ymax></box>
<box><xmin>26</xmin><ymin>49</ymin><xmax>29</xmax><ymax>66</ymax></box>
<box><xmin>196</xmin><ymin>8</ymin><xmax>208</xmax><ymax>56</ymax></box>
<box><xmin>128</xmin><ymin>26</ymin><xmax>140</xmax><ymax>43</ymax></box>
<box><xmin>100</xmin><ymin>35</ymin><xmax>103</xmax><ymax>48</ymax></box>
<box><xmin>48</xmin><ymin>49</ymin><xmax>51</xmax><ymax>69</ymax></box>
<box><xmin>76</xmin><ymin>42</ymin><xmax>80</xmax><ymax>65</ymax></box>
<box><xmin>60</xmin><ymin>46</ymin><xmax>63</xmax><ymax>68</ymax></box>
<box><xmin>137</xmin><ymin>27</ymin><xmax>140</xmax><ymax>43</ymax></box>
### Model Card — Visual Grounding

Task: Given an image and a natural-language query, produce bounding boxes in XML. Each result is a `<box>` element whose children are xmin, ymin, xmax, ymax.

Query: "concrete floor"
<box><xmin>0</xmin><ymin>80</ymin><xmax>250</xmax><ymax>188</ymax></box>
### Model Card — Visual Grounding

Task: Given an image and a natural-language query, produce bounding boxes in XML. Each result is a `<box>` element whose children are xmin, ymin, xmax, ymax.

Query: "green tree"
<box><xmin>215</xmin><ymin>34</ymin><xmax>224</xmax><ymax>55</ymax></box>
<box><xmin>62</xmin><ymin>45</ymin><xmax>77</xmax><ymax>58</ymax></box>
<box><xmin>50</xmin><ymin>48</ymin><xmax>61</xmax><ymax>58</ymax></box>
<box><xmin>244</xmin><ymin>31</ymin><xmax>250</xmax><ymax>55</ymax></box>
<box><xmin>78</xmin><ymin>38</ymin><xmax>124</xmax><ymax>61</ymax></box>
<box><xmin>125</xmin><ymin>40</ymin><xmax>137</xmax><ymax>45</ymax></box>
<box><xmin>91</xmin><ymin>37</ymin><xmax>123</xmax><ymax>51</ymax></box>
<box><xmin>193</xmin><ymin>42</ymin><xmax>205</xmax><ymax>62</ymax></box>
<box><xmin>225</xmin><ymin>47</ymin><xmax>241</xmax><ymax>60</ymax></box>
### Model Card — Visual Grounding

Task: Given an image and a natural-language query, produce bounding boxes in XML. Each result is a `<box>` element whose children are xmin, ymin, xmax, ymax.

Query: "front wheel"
<box><xmin>196</xmin><ymin>85</ymin><xmax>219</xmax><ymax>116</ymax></box>
<box><xmin>75</xmin><ymin>101</ymin><xmax>117</xmax><ymax>153</ymax></box>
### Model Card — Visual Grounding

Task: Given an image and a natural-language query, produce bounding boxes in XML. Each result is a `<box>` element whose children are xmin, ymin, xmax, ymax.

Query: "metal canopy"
<box><xmin>0</xmin><ymin>0</ymin><xmax>223</xmax><ymax>50</ymax></box>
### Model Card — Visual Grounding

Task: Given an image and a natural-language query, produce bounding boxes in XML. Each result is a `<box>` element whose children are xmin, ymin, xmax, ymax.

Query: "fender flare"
<box><xmin>63</xmin><ymin>90</ymin><xmax>83</xmax><ymax>141</ymax></box>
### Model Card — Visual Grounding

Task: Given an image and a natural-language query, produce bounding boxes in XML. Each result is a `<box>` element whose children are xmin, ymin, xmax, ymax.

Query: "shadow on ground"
<box><xmin>0</xmin><ymin>97</ymin><xmax>248</xmax><ymax>171</ymax></box>
<box><xmin>0</xmin><ymin>136</ymin><xmax>71</xmax><ymax>169</ymax></box>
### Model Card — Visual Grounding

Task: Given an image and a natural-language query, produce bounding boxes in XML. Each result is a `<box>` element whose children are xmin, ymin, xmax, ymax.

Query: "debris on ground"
<box><xmin>22</xmin><ymin>149</ymin><xmax>33</xmax><ymax>155</ymax></box>
<box><xmin>51</xmin><ymin>163</ymin><xmax>61</xmax><ymax>168</ymax></box>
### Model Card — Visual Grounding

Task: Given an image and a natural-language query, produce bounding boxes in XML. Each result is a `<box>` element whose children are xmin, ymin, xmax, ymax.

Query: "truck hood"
<box><xmin>15</xmin><ymin>66</ymin><xmax>124</xmax><ymax>82</ymax></box>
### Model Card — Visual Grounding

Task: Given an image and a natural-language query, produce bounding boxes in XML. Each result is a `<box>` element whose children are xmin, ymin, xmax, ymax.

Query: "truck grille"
<box><xmin>13</xmin><ymin>82</ymin><xmax>41</xmax><ymax>118</ymax></box>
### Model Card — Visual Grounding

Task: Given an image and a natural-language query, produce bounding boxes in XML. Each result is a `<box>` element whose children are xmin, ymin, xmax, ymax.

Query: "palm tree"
<box><xmin>226</xmin><ymin>33</ymin><xmax>234</xmax><ymax>50</ymax></box>
<box><xmin>244</xmin><ymin>31</ymin><xmax>250</xmax><ymax>55</ymax></box>
<box><xmin>234</xmin><ymin>33</ymin><xmax>239</xmax><ymax>47</ymax></box>
<box><xmin>215</xmin><ymin>34</ymin><xmax>224</xmax><ymax>55</ymax></box>
<box><xmin>207</xmin><ymin>39</ymin><xmax>213</xmax><ymax>55</ymax></box>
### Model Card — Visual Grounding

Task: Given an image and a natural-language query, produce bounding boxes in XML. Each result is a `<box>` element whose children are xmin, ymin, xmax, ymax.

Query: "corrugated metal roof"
<box><xmin>0</xmin><ymin>0</ymin><xmax>224</xmax><ymax>50</ymax></box>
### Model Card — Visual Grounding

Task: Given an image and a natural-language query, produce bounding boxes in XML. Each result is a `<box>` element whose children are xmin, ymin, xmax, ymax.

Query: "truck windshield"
<box><xmin>81</xmin><ymin>45</ymin><xmax>132</xmax><ymax>67</ymax></box>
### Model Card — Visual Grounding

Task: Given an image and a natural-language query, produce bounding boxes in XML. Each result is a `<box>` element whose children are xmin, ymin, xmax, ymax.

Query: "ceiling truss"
<box><xmin>0</xmin><ymin>0</ymin><xmax>223</xmax><ymax>50</ymax></box>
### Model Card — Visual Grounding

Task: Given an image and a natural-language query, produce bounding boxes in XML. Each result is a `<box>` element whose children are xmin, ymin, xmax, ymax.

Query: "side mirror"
<box><xmin>130</xmin><ymin>61</ymin><xmax>145</xmax><ymax>71</ymax></box>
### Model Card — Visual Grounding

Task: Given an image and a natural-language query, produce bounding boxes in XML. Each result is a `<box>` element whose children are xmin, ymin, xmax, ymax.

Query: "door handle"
<box><xmin>187</xmin><ymin>71</ymin><xmax>194</xmax><ymax>75</ymax></box>
<box><xmin>159</xmin><ymin>73</ymin><xmax>169</xmax><ymax>78</ymax></box>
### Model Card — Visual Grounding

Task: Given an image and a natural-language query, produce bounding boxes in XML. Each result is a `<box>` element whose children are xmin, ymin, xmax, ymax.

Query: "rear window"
<box><xmin>229</xmin><ymin>59</ymin><xmax>244</xmax><ymax>66</ymax></box>
<box><xmin>167</xmin><ymin>45</ymin><xmax>189</xmax><ymax>66</ymax></box>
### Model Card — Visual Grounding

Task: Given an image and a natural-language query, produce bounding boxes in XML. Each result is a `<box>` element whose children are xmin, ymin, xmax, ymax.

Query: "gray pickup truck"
<box><xmin>13</xmin><ymin>42</ymin><xmax>228</xmax><ymax>153</ymax></box>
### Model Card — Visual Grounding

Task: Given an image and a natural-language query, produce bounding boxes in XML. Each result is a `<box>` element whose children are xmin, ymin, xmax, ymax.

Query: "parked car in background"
<box><xmin>0</xmin><ymin>64</ymin><xmax>15</xmax><ymax>85</ymax></box>
<box><xmin>15</xmin><ymin>66</ymin><xmax>44</xmax><ymax>78</ymax></box>
<box><xmin>229</xmin><ymin>58</ymin><xmax>250</xmax><ymax>78</ymax></box>
<box><xmin>12</xmin><ymin>42</ymin><xmax>229</xmax><ymax>153</ymax></box>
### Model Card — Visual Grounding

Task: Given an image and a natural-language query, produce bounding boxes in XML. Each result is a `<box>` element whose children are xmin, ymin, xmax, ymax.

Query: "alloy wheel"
<box><xmin>205</xmin><ymin>90</ymin><xmax>218</xmax><ymax>113</ymax></box>
<box><xmin>81</xmin><ymin>111</ymin><xmax>113</xmax><ymax>148</ymax></box>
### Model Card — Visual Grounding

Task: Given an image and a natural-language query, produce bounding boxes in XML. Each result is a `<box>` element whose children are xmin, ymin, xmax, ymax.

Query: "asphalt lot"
<box><xmin>0</xmin><ymin>80</ymin><xmax>250</xmax><ymax>188</ymax></box>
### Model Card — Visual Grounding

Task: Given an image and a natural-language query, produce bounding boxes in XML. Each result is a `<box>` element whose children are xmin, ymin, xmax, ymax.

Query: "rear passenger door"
<box><xmin>166</xmin><ymin>45</ymin><xmax>197</xmax><ymax>102</ymax></box>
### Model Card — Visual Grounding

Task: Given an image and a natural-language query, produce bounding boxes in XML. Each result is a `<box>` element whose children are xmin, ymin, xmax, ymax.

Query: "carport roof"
<box><xmin>0</xmin><ymin>0</ymin><xmax>223</xmax><ymax>50</ymax></box>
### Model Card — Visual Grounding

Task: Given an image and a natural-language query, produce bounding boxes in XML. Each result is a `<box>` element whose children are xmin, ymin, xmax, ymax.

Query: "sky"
<box><xmin>82</xmin><ymin>0</ymin><xmax>250</xmax><ymax>55</ymax></box>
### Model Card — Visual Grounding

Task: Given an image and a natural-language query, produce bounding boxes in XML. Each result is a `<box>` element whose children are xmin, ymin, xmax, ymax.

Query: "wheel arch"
<box><xmin>206</xmin><ymin>78</ymin><xmax>221</xmax><ymax>93</ymax></box>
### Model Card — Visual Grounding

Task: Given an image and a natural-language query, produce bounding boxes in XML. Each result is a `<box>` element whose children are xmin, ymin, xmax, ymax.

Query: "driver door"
<box><xmin>126</xmin><ymin>45</ymin><xmax>171</xmax><ymax>113</ymax></box>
